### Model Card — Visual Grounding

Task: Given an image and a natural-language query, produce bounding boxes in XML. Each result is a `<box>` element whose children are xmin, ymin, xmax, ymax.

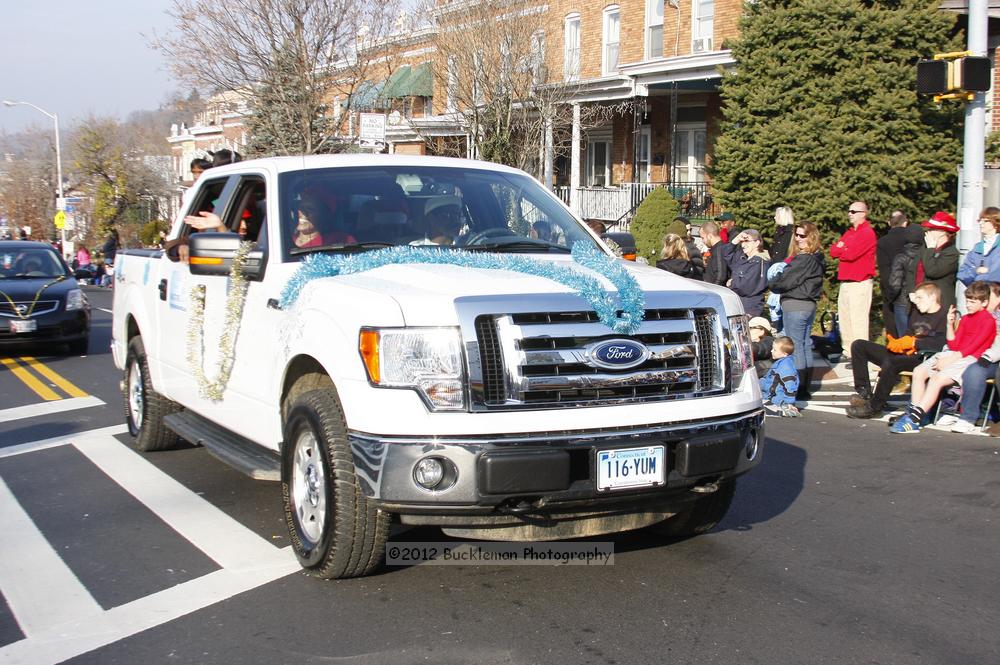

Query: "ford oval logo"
<box><xmin>586</xmin><ymin>339</ymin><xmax>650</xmax><ymax>370</ymax></box>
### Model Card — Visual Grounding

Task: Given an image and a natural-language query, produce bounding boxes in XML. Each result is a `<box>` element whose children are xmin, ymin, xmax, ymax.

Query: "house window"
<box><xmin>646</xmin><ymin>0</ymin><xmax>664</xmax><ymax>59</ymax></box>
<box><xmin>587</xmin><ymin>140</ymin><xmax>611</xmax><ymax>187</ymax></box>
<box><xmin>446</xmin><ymin>56</ymin><xmax>457</xmax><ymax>112</ymax></box>
<box><xmin>672</xmin><ymin>122</ymin><xmax>707</xmax><ymax>183</ymax></box>
<box><xmin>692</xmin><ymin>0</ymin><xmax>714</xmax><ymax>51</ymax></box>
<box><xmin>602</xmin><ymin>7</ymin><xmax>620</xmax><ymax>75</ymax></box>
<box><xmin>531</xmin><ymin>30</ymin><xmax>546</xmax><ymax>85</ymax></box>
<box><xmin>564</xmin><ymin>14</ymin><xmax>581</xmax><ymax>81</ymax></box>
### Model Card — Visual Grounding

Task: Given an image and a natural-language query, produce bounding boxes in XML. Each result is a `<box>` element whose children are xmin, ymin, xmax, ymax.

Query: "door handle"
<box><xmin>158</xmin><ymin>279</ymin><xmax>168</xmax><ymax>301</ymax></box>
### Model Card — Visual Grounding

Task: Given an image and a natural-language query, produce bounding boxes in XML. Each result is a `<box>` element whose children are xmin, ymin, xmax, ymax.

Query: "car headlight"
<box><xmin>727</xmin><ymin>314</ymin><xmax>753</xmax><ymax>387</ymax></box>
<box><xmin>65</xmin><ymin>288</ymin><xmax>86</xmax><ymax>311</ymax></box>
<box><xmin>358</xmin><ymin>327</ymin><xmax>466</xmax><ymax>411</ymax></box>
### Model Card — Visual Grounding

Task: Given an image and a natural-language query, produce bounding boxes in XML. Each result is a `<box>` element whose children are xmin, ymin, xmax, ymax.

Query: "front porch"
<box><xmin>553</xmin><ymin>181</ymin><xmax>719</xmax><ymax>230</ymax></box>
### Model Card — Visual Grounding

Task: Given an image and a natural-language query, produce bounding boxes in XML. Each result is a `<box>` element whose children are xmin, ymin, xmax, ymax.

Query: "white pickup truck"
<box><xmin>112</xmin><ymin>155</ymin><xmax>763</xmax><ymax>579</ymax></box>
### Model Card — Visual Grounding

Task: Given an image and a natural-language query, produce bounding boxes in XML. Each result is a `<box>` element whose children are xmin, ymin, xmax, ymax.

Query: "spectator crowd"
<box><xmin>653</xmin><ymin>203</ymin><xmax>1000</xmax><ymax>434</ymax></box>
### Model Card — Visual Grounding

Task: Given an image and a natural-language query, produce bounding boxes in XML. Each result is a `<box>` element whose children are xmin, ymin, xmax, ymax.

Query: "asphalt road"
<box><xmin>0</xmin><ymin>286</ymin><xmax>998</xmax><ymax>665</ymax></box>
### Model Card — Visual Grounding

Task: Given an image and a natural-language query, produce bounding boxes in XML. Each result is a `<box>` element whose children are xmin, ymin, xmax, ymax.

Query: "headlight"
<box><xmin>727</xmin><ymin>314</ymin><xmax>753</xmax><ymax>387</ymax></box>
<box><xmin>65</xmin><ymin>289</ymin><xmax>86</xmax><ymax>311</ymax></box>
<box><xmin>358</xmin><ymin>327</ymin><xmax>466</xmax><ymax>411</ymax></box>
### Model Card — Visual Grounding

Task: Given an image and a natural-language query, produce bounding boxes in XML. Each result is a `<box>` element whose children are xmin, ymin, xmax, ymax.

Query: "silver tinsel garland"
<box><xmin>186</xmin><ymin>242</ymin><xmax>253</xmax><ymax>401</ymax></box>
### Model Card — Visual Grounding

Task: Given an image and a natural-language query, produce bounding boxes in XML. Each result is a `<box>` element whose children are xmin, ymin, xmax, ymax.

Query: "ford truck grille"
<box><xmin>472</xmin><ymin>308</ymin><xmax>724</xmax><ymax>409</ymax></box>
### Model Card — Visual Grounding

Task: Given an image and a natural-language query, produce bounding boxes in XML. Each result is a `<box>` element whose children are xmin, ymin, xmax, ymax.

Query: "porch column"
<box><xmin>543</xmin><ymin>118</ymin><xmax>554</xmax><ymax>189</ymax></box>
<box><xmin>570</xmin><ymin>103</ymin><xmax>581</xmax><ymax>215</ymax></box>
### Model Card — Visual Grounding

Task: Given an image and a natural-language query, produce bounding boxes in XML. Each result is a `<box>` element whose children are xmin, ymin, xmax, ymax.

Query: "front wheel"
<box><xmin>647</xmin><ymin>480</ymin><xmax>737</xmax><ymax>537</ymax></box>
<box><xmin>123</xmin><ymin>336</ymin><xmax>181</xmax><ymax>452</ymax></box>
<box><xmin>282</xmin><ymin>388</ymin><xmax>389</xmax><ymax>579</ymax></box>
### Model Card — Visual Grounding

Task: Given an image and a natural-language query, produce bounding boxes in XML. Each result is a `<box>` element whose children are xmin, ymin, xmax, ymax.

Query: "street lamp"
<box><xmin>2</xmin><ymin>100</ymin><xmax>67</xmax><ymax>258</ymax></box>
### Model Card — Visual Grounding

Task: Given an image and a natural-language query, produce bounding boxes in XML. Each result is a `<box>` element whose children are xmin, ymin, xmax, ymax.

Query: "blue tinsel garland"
<box><xmin>279</xmin><ymin>243</ymin><xmax>646</xmax><ymax>334</ymax></box>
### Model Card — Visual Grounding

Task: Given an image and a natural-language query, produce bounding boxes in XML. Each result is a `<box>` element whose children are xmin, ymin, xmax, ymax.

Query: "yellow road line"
<box><xmin>0</xmin><ymin>358</ymin><xmax>61</xmax><ymax>401</ymax></box>
<box><xmin>21</xmin><ymin>357</ymin><xmax>89</xmax><ymax>398</ymax></box>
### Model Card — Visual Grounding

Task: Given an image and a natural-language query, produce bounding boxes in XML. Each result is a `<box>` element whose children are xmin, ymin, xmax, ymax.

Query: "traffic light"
<box><xmin>917</xmin><ymin>53</ymin><xmax>992</xmax><ymax>100</ymax></box>
<box><xmin>917</xmin><ymin>59</ymin><xmax>948</xmax><ymax>94</ymax></box>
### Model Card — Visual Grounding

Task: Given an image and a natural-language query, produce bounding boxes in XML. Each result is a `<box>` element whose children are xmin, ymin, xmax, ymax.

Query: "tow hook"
<box><xmin>691</xmin><ymin>481</ymin><xmax>719</xmax><ymax>494</ymax></box>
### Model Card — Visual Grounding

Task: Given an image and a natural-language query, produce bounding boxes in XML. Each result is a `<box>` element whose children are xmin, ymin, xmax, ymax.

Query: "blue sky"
<box><xmin>0</xmin><ymin>1</ymin><xmax>177</xmax><ymax>135</ymax></box>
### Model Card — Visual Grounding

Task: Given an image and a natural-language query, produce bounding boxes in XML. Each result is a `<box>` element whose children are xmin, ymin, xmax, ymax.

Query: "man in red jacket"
<box><xmin>830</xmin><ymin>201</ymin><xmax>877</xmax><ymax>359</ymax></box>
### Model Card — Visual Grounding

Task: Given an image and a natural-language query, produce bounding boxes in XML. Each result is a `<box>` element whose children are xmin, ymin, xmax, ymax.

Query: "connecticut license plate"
<box><xmin>10</xmin><ymin>319</ymin><xmax>36</xmax><ymax>333</ymax></box>
<box><xmin>596</xmin><ymin>446</ymin><xmax>665</xmax><ymax>491</ymax></box>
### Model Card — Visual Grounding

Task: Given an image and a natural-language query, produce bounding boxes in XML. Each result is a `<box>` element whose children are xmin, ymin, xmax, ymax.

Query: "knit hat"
<box><xmin>665</xmin><ymin>219</ymin><xmax>687</xmax><ymax>237</ymax></box>
<box><xmin>921</xmin><ymin>211</ymin><xmax>958</xmax><ymax>233</ymax></box>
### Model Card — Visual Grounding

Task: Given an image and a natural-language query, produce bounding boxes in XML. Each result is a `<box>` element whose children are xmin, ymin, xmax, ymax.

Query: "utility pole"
<box><xmin>958</xmin><ymin>0</ymin><xmax>988</xmax><ymax>254</ymax></box>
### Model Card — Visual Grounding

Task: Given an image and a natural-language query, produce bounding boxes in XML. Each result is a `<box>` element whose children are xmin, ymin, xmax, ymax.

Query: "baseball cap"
<box><xmin>921</xmin><ymin>211</ymin><xmax>958</xmax><ymax>233</ymax></box>
<box><xmin>715</xmin><ymin>212</ymin><xmax>735</xmax><ymax>222</ymax></box>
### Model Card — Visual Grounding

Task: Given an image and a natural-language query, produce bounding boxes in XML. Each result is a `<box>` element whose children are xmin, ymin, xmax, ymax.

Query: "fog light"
<box><xmin>414</xmin><ymin>457</ymin><xmax>445</xmax><ymax>489</ymax></box>
<box><xmin>745</xmin><ymin>428</ymin><xmax>759</xmax><ymax>461</ymax></box>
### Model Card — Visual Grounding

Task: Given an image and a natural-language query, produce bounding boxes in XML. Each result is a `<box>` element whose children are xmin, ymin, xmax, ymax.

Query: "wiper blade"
<box><xmin>464</xmin><ymin>240</ymin><xmax>571</xmax><ymax>253</ymax></box>
<box><xmin>290</xmin><ymin>242</ymin><xmax>394</xmax><ymax>255</ymax></box>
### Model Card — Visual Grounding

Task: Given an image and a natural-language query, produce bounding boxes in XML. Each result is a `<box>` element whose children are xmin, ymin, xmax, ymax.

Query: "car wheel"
<box><xmin>647</xmin><ymin>479</ymin><xmax>737</xmax><ymax>537</ymax></box>
<box><xmin>124</xmin><ymin>336</ymin><xmax>181</xmax><ymax>452</ymax></box>
<box><xmin>67</xmin><ymin>336</ymin><xmax>89</xmax><ymax>355</ymax></box>
<box><xmin>282</xmin><ymin>388</ymin><xmax>389</xmax><ymax>579</ymax></box>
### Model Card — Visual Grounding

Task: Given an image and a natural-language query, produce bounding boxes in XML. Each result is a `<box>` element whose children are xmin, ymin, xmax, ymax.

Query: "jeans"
<box><xmin>958</xmin><ymin>360</ymin><xmax>1000</xmax><ymax>424</ymax></box>
<box><xmin>850</xmin><ymin>340</ymin><xmax>923</xmax><ymax>407</ymax></box>
<box><xmin>893</xmin><ymin>304</ymin><xmax>909</xmax><ymax>342</ymax></box>
<box><xmin>783</xmin><ymin>305</ymin><xmax>816</xmax><ymax>371</ymax></box>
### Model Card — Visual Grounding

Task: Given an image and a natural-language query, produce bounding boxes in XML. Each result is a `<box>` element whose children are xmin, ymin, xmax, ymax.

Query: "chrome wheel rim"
<box><xmin>291</xmin><ymin>430</ymin><xmax>326</xmax><ymax>545</ymax></box>
<box><xmin>128</xmin><ymin>361</ymin><xmax>144</xmax><ymax>430</ymax></box>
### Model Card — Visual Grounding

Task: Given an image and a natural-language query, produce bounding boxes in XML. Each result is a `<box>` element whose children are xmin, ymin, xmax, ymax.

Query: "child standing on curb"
<box><xmin>760</xmin><ymin>336</ymin><xmax>801</xmax><ymax>417</ymax></box>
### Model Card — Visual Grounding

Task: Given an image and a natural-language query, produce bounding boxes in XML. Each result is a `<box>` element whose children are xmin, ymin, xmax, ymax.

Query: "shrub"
<box><xmin>630</xmin><ymin>188</ymin><xmax>680</xmax><ymax>262</ymax></box>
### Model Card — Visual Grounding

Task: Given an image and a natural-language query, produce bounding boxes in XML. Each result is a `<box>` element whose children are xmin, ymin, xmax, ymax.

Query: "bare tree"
<box><xmin>422</xmin><ymin>0</ymin><xmax>628</xmax><ymax>175</ymax></box>
<box><xmin>155</xmin><ymin>0</ymin><xmax>400</xmax><ymax>156</ymax></box>
<box><xmin>0</xmin><ymin>130</ymin><xmax>60</xmax><ymax>240</ymax></box>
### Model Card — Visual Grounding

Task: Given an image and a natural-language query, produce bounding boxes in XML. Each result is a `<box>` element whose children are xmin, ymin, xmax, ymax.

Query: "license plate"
<box><xmin>10</xmin><ymin>319</ymin><xmax>36</xmax><ymax>333</ymax></box>
<box><xmin>597</xmin><ymin>446</ymin><xmax>665</xmax><ymax>491</ymax></box>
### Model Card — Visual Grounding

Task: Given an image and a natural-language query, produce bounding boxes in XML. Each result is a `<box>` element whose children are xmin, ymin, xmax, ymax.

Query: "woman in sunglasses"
<box><xmin>767</xmin><ymin>222</ymin><xmax>825</xmax><ymax>401</ymax></box>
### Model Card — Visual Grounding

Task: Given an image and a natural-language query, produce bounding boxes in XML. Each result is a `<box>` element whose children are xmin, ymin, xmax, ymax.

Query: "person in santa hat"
<box><xmin>917</xmin><ymin>211</ymin><xmax>960</xmax><ymax>312</ymax></box>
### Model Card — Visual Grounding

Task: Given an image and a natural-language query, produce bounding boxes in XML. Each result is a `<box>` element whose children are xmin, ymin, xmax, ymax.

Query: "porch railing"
<box><xmin>553</xmin><ymin>181</ymin><xmax>719</xmax><ymax>230</ymax></box>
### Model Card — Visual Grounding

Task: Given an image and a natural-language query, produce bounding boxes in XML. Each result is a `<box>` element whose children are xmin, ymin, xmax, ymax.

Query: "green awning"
<box><xmin>381</xmin><ymin>66</ymin><xmax>412</xmax><ymax>99</ymax></box>
<box><xmin>408</xmin><ymin>63</ymin><xmax>433</xmax><ymax>97</ymax></box>
<box><xmin>342</xmin><ymin>80</ymin><xmax>386</xmax><ymax>110</ymax></box>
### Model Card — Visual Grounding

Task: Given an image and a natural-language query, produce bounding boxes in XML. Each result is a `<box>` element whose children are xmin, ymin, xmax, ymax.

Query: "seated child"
<box><xmin>891</xmin><ymin>280</ymin><xmax>998</xmax><ymax>433</ymax></box>
<box><xmin>847</xmin><ymin>282</ymin><xmax>947</xmax><ymax>419</ymax></box>
<box><xmin>760</xmin><ymin>336</ymin><xmax>800</xmax><ymax>417</ymax></box>
<box><xmin>748</xmin><ymin>316</ymin><xmax>774</xmax><ymax>378</ymax></box>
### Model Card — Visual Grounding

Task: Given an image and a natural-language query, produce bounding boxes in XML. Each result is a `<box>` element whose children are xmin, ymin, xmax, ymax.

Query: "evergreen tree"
<box><xmin>712</xmin><ymin>0</ymin><xmax>963</xmax><ymax>255</ymax></box>
<box><xmin>631</xmin><ymin>188</ymin><xmax>680</xmax><ymax>262</ymax></box>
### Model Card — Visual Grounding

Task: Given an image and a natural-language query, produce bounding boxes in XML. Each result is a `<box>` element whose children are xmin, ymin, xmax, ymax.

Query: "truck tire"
<box><xmin>281</xmin><ymin>388</ymin><xmax>390</xmax><ymax>579</ymax></box>
<box><xmin>647</xmin><ymin>479</ymin><xmax>737</xmax><ymax>538</ymax></box>
<box><xmin>124</xmin><ymin>336</ymin><xmax>182</xmax><ymax>452</ymax></box>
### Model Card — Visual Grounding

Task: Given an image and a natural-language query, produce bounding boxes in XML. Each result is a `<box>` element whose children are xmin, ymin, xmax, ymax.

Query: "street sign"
<box><xmin>54</xmin><ymin>211</ymin><xmax>66</xmax><ymax>230</ymax></box>
<box><xmin>359</xmin><ymin>113</ymin><xmax>386</xmax><ymax>145</ymax></box>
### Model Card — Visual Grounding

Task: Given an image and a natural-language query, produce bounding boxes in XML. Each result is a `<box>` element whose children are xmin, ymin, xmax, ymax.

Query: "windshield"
<box><xmin>0</xmin><ymin>248</ymin><xmax>68</xmax><ymax>279</ymax></box>
<box><xmin>278</xmin><ymin>166</ymin><xmax>598</xmax><ymax>257</ymax></box>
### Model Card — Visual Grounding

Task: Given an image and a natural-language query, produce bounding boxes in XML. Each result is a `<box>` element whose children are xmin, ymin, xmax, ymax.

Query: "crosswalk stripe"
<box><xmin>0</xmin><ymin>424</ymin><xmax>128</xmax><ymax>459</ymax></box>
<box><xmin>0</xmin><ymin>396</ymin><xmax>105</xmax><ymax>424</ymax></box>
<box><xmin>0</xmin><ymin>477</ymin><xmax>103</xmax><ymax>638</ymax></box>
<box><xmin>20</xmin><ymin>357</ymin><xmax>88</xmax><ymax>397</ymax></box>
<box><xmin>73</xmin><ymin>433</ymin><xmax>289</xmax><ymax>570</ymax></box>
<box><xmin>0</xmin><ymin>358</ymin><xmax>60</xmax><ymax>401</ymax></box>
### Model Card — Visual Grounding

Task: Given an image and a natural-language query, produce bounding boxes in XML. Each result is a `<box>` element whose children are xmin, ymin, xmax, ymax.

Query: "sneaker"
<box><xmin>763</xmin><ymin>402</ymin><xmax>782</xmax><ymax>417</ymax></box>
<box><xmin>936</xmin><ymin>414</ymin><xmax>959</xmax><ymax>427</ymax></box>
<box><xmin>890</xmin><ymin>414</ymin><xmax>921</xmax><ymax>434</ymax></box>
<box><xmin>781</xmin><ymin>404</ymin><xmax>802</xmax><ymax>417</ymax></box>
<box><xmin>950</xmin><ymin>419</ymin><xmax>977</xmax><ymax>434</ymax></box>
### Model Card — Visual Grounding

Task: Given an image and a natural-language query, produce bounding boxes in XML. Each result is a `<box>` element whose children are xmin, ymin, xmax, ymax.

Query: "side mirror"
<box><xmin>188</xmin><ymin>233</ymin><xmax>264</xmax><ymax>279</ymax></box>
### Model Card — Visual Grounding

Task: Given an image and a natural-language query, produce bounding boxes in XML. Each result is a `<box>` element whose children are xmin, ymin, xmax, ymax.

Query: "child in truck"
<box><xmin>891</xmin><ymin>280</ymin><xmax>998</xmax><ymax>433</ymax></box>
<box><xmin>760</xmin><ymin>336</ymin><xmax>800</xmax><ymax>417</ymax></box>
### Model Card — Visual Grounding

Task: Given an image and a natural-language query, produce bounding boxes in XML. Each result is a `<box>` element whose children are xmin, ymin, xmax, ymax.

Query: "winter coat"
<box><xmin>958</xmin><ymin>236</ymin><xmax>1000</xmax><ymax>286</ymax></box>
<box><xmin>685</xmin><ymin>240</ymin><xmax>705</xmax><ymax>280</ymax></box>
<box><xmin>919</xmin><ymin>240</ymin><xmax>959</xmax><ymax>311</ymax></box>
<box><xmin>655</xmin><ymin>258</ymin><xmax>697</xmax><ymax>278</ymax></box>
<box><xmin>703</xmin><ymin>241</ymin><xmax>734</xmax><ymax>285</ymax></box>
<box><xmin>772</xmin><ymin>225</ymin><xmax>794</xmax><ymax>262</ymax></box>
<box><xmin>725</xmin><ymin>250</ymin><xmax>772</xmax><ymax>317</ymax></box>
<box><xmin>886</xmin><ymin>227</ymin><xmax>925</xmax><ymax>306</ymax></box>
<box><xmin>768</xmin><ymin>252</ymin><xmax>825</xmax><ymax>303</ymax></box>
<box><xmin>876</xmin><ymin>226</ymin><xmax>909</xmax><ymax>292</ymax></box>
